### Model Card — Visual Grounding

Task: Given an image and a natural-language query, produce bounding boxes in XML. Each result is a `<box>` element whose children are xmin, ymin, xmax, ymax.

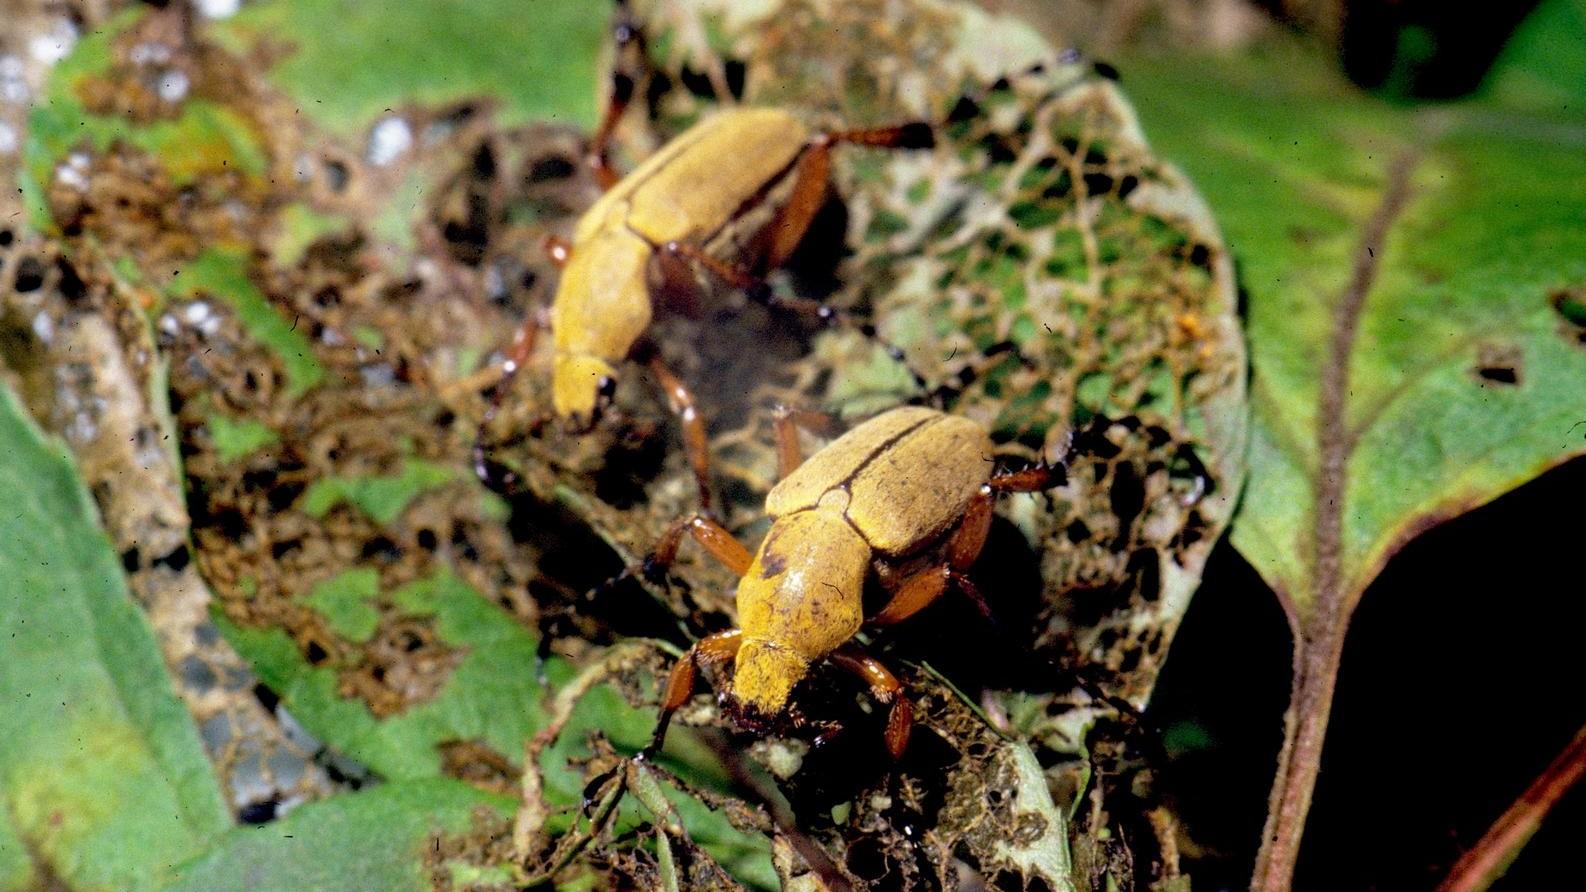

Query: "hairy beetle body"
<box><xmin>477</xmin><ymin>101</ymin><xmax>932</xmax><ymax>511</ymax></box>
<box><xmin>766</xmin><ymin>406</ymin><xmax>993</xmax><ymax>554</ymax></box>
<box><xmin>552</xmin><ymin>108</ymin><xmax>811</xmax><ymax>424</ymax></box>
<box><xmin>641</xmin><ymin>406</ymin><xmax>1066</xmax><ymax>759</ymax></box>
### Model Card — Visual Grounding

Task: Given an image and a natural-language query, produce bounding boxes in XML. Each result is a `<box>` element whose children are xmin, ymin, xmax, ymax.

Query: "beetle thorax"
<box><xmin>731</xmin><ymin>507</ymin><xmax>871</xmax><ymax>713</ymax></box>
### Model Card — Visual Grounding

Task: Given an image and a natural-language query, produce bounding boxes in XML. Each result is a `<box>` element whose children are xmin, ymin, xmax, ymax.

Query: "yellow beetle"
<box><xmin>476</xmin><ymin>104</ymin><xmax>933</xmax><ymax>510</ymax></box>
<box><xmin>637</xmin><ymin>405</ymin><xmax>1066</xmax><ymax>759</ymax></box>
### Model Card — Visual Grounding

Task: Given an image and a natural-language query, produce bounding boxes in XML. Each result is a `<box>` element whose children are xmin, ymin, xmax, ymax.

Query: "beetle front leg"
<box><xmin>472</xmin><ymin>317</ymin><xmax>548</xmax><ymax>491</ymax></box>
<box><xmin>827</xmin><ymin>645</ymin><xmax>913</xmax><ymax>759</ymax></box>
<box><xmin>643</xmin><ymin>352</ymin><xmax>716</xmax><ymax>513</ymax></box>
<box><xmin>592</xmin><ymin>513</ymin><xmax>754</xmax><ymax>601</ymax></box>
<box><xmin>916</xmin><ymin>340</ymin><xmax>1037</xmax><ymax>408</ymax></box>
<box><xmin>647</xmin><ymin>629</ymin><xmax>744</xmax><ymax>757</ymax></box>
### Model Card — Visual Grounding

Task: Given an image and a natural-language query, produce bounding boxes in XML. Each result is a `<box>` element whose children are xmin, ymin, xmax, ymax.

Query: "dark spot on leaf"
<box><xmin>1551</xmin><ymin>288</ymin><xmax>1586</xmax><ymax>346</ymax></box>
<box><xmin>361</xmin><ymin>535</ymin><xmax>400</xmax><ymax>562</ymax></box>
<box><xmin>252</xmin><ymin>682</ymin><xmax>280</xmax><ymax>711</ymax></box>
<box><xmin>526</xmin><ymin>154</ymin><xmax>576</xmax><ymax>183</ymax></box>
<box><xmin>14</xmin><ymin>256</ymin><xmax>45</xmax><ymax>292</ymax></box>
<box><xmin>153</xmin><ymin>544</ymin><xmax>191</xmax><ymax>571</ymax></box>
<box><xmin>322</xmin><ymin>158</ymin><xmax>349</xmax><ymax>192</ymax></box>
<box><xmin>1473</xmin><ymin>343</ymin><xmax>1522</xmax><ymax>386</ymax></box>
<box><xmin>238</xmin><ymin>797</ymin><xmax>279</xmax><ymax>825</ymax></box>
<box><xmin>1287</xmin><ymin>226</ymin><xmax>1320</xmax><ymax>247</ymax></box>
<box><xmin>1065</xmin><ymin>518</ymin><xmax>1092</xmax><ymax>543</ymax></box>
<box><xmin>56</xmin><ymin>258</ymin><xmax>87</xmax><ymax>301</ymax></box>
<box><xmin>304</xmin><ymin>640</ymin><xmax>330</xmax><ymax>665</ymax></box>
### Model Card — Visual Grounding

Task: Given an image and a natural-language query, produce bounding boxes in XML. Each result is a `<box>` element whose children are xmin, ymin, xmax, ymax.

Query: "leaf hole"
<box><xmin>1473</xmin><ymin>343</ymin><xmax>1522</xmax><ymax>387</ymax></box>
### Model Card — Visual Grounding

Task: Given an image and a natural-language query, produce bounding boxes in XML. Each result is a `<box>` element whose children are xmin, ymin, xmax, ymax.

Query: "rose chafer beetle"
<box><xmin>474</xmin><ymin>29</ymin><xmax>934</xmax><ymax>511</ymax></box>
<box><xmin>637</xmin><ymin>405</ymin><xmax>1066</xmax><ymax>759</ymax></box>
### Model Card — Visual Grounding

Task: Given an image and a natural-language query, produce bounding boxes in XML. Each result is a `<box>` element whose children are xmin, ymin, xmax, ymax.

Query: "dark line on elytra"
<box><xmin>1312</xmin><ymin>149</ymin><xmax>1419</xmax><ymax>624</ymax></box>
<box><xmin>778</xmin><ymin>414</ymin><xmax>939</xmax><ymax>551</ymax></box>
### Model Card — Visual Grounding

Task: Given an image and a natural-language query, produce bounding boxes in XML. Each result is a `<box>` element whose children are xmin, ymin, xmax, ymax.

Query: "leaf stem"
<box><xmin>1437</xmin><ymin>722</ymin><xmax>1586</xmax><ymax>892</ymax></box>
<box><xmin>1251</xmin><ymin>149</ymin><xmax>1420</xmax><ymax>891</ymax></box>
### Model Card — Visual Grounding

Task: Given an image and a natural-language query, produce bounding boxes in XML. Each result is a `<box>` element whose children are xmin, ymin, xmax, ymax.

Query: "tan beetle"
<box><xmin>634</xmin><ymin>405</ymin><xmax>1066</xmax><ymax>759</ymax></box>
<box><xmin>474</xmin><ymin>54</ymin><xmax>934</xmax><ymax>510</ymax></box>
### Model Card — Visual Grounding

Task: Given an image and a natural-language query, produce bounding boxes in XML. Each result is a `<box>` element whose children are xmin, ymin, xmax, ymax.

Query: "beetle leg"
<box><xmin>988</xmin><ymin>460</ymin><xmax>1068</xmax><ymax>493</ymax></box>
<box><xmin>593</xmin><ymin>513</ymin><xmax>754</xmax><ymax>601</ymax></box>
<box><xmin>763</xmin><ymin>135</ymin><xmax>832</xmax><ymax>268</ymax></box>
<box><xmin>827</xmin><ymin>645</ymin><xmax>913</xmax><ymax>759</ymax></box>
<box><xmin>543</xmin><ymin>235</ymin><xmax>572</xmax><ymax>268</ymax></box>
<box><xmin>828</xmin><ymin>122</ymin><xmax>937</xmax><ymax>151</ymax></box>
<box><xmin>765</xmin><ymin>119</ymin><xmax>934</xmax><ymax>268</ymax></box>
<box><xmin>870</xmin><ymin>567</ymin><xmax>950</xmax><ymax>627</ymax></box>
<box><xmin>659</xmin><ymin>239</ymin><xmax>932</xmax><ymax>396</ymax></box>
<box><xmin>643</xmin><ymin>353</ymin><xmax>715</xmax><ymax>513</ymax></box>
<box><xmin>646</xmin><ymin>629</ymin><xmax>744</xmax><ymax>756</ymax></box>
<box><xmin>472</xmin><ymin>318</ymin><xmax>546</xmax><ymax>490</ymax></box>
<box><xmin>771</xmin><ymin>404</ymin><xmax>841</xmax><ymax>480</ymax></box>
<box><xmin>870</xmin><ymin>563</ymin><xmax>995</xmax><ymax>627</ymax></box>
<box><xmin>587</xmin><ymin>1</ymin><xmax>647</xmax><ymax>190</ymax></box>
<box><xmin>870</xmin><ymin>487</ymin><xmax>996</xmax><ymax>626</ymax></box>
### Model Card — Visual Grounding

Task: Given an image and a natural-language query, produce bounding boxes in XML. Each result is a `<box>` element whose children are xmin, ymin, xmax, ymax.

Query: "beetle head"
<box><xmin>552</xmin><ymin>354</ymin><xmax>618</xmax><ymax>431</ymax></box>
<box><xmin>728</xmin><ymin>638</ymin><xmax>809</xmax><ymax>722</ymax></box>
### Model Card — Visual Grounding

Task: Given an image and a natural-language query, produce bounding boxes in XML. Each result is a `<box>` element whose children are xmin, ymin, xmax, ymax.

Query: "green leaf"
<box><xmin>1122</xmin><ymin>21</ymin><xmax>1586</xmax><ymax>624</ymax></box>
<box><xmin>167</xmin><ymin>779</ymin><xmax>511</xmax><ymax>892</ymax></box>
<box><xmin>1486</xmin><ymin>0</ymin><xmax>1586</xmax><ymax>111</ymax></box>
<box><xmin>207</xmin><ymin>412</ymin><xmax>279</xmax><ymax>463</ymax></box>
<box><xmin>1120</xmin><ymin>3</ymin><xmax>1586</xmax><ymax>884</ymax></box>
<box><xmin>0</xmin><ymin>802</ymin><xmax>32</xmax><ymax>892</ymax></box>
<box><xmin>170</xmin><ymin>248</ymin><xmax>327</xmax><ymax>399</ymax></box>
<box><xmin>0</xmin><ymin>383</ymin><xmax>228</xmax><ymax>890</ymax></box>
<box><xmin>298</xmin><ymin>459</ymin><xmax>457</xmax><ymax>526</ymax></box>
<box><xmin>219</xmin><ymin>568</ymin><xmax>548</xmax><ymax>779</ymax></box>
<box><xmin>301</xmin><ymin>568</ymin><xmax>383</xmax><ymax>642</ymax></box>
<box><xmin>214</xmin><ymin>0</ymin><xmax>606</xmax><ymax>138</ymax></box>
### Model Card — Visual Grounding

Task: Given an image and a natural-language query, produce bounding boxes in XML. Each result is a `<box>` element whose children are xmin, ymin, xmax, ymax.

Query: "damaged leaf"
<box><xmin>220</xmin><ymin>570</ymin><xmax>549</xmax><ymax>780</ymax></box>
<box><xmin>0</xmin><ymin>382</ymin><xmax>228</xmax><ymax>890</ymax></box>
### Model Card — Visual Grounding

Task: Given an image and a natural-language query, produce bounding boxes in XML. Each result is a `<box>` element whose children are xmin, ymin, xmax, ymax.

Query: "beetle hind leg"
<box><xmin>870</xmin><ymin>485</ymin><xmax>998</xmax><ymax>627</ymax></box>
